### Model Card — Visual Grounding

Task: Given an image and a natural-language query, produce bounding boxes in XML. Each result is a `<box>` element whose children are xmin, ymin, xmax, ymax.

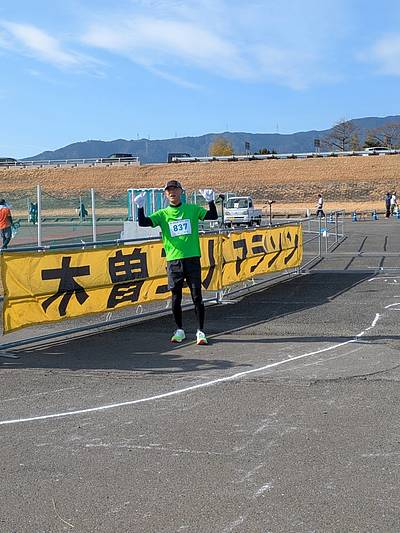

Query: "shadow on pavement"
<box><xmin>2</xmin><ymin>272</ymin><xmax>375</xmax><ymax>374</ymax></box>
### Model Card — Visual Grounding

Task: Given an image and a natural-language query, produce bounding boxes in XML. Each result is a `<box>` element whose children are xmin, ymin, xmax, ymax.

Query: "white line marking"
<box><xmin>0</xmin><ymin>314</ymin><xmax>382</xmax><ymax>426</ymax></box>
<box><xmin>368</xmin><ymin>277</ymin><xmax>400</xmax><ymax>282</ymax></box>
<box><xmin>356</xmin><ymin>312</ymin><xmax>380</xmax><ymax>337</ymax></box>
<box><xmin>385</xmin><ymin>302</ymin><xmax>400</xmax><ymax>309</ymax></box>
<box><xmin>369</xmin><ymin>313</ymin><xmax>380</xmax><ymax>329</ymax></box>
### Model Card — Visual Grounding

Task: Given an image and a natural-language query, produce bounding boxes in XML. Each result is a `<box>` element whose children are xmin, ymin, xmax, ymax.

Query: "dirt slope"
<box><xmin>1</xmin><ymin>155</ymin><xmax>399</xmax><ymax>204</ymax></box>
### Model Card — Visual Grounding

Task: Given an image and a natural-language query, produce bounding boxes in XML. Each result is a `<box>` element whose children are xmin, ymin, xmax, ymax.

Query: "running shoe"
<box><xmin>196</xmin><ymin>330</ymin><xmax>208</xmax><ymax>345</ymax></box>
<box><xmin>171</xmin><ymin>329</ymin><xmax>186</xmax><ymax>343</ymax></box>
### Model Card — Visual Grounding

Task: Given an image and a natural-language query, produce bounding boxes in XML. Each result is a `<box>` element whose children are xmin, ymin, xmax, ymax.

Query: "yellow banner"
<box><xmin>1</xmin><ymin>225</ymin><xmax>301</xmax><ymax>333</ymax></box>
<box><xmin>221</xmin><ymin>224</ymin><xmax>302</xmax><ymax>286</ymax></box>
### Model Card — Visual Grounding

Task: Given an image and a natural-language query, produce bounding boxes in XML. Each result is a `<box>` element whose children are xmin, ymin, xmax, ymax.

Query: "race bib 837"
<box><xmin>169</xmin><ymin>219</ymin><xmax>192</xmax><ymax>237</ymax></box>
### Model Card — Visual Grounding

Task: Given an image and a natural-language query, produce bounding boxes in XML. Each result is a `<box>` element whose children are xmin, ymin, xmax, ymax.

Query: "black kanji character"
<box><xmin>202</xmin><ymin>239</ymin><xmax>216</xmax><ymax>289</ymax></box>
<box><xmin>156</xmin><ymin>247</ymin><xmax>169</xmax><ymax>294</ymax></box>
<box><xmin>41</xmin><ymin>256</ymin><xmax>90</xmax><ymax>316</ymax></box>
<box><xmin>233</xmin><ymin>238</ymin><xmax>248</xmax><ymax>275</ymax></box>
<box><xmin>107</xmin><ymin>281</ymin><xmax>145</xmax><ymax>308</ymax></box>
<box><xmin>284</xmin><ymin>231</ymin><xmax>299</xmax><ymax>264</ymax></box>
<box><xmin>108</xmin><ymin>248</ymin><xmax>148</xmax><ymax>283</ymax></box>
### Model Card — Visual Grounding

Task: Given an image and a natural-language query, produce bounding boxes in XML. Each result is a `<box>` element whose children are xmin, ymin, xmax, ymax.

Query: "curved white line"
<box><xmin>370</xmin><ymin>313</ymin><xmax>381</xmax><ymax>328</ymax></box>
<box><xmin>0</xmin><ymin>314</ymin><xmax>382</xmax><ymax>426</ymax></box>
<box><xmin>385</xmin><ymin>302</ymin><xmax>400</xmax><ymax>309</ymax></box>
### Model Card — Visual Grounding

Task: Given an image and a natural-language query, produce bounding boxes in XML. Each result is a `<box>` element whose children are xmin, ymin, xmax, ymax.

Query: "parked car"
<box><xmin>167</xmin><ymin>152</ymin><xmax>191</xmax><ymax>163</ymax></box>
<box><xmin>364</xmin><ymin>146</ymin><xmax>391</xmax><ymax>153</ymax></box>
<box><xmin>96</xmin><ymin>153</ymin><xmax>136</xmax><ymax>163</ymax></box>
<box><xmin>223</xmin><ymin>196</ymin><xmax>262</xmax><ymax>227</ymax></box>
<box><xmin>0</xmin><ymin>157</ymin><xmax>18</xmax><ymax>166</ymax></box>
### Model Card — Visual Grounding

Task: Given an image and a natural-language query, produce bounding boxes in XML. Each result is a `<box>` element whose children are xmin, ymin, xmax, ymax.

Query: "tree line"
<box><xmin>322</xmin><ymin>119</ymin><xmax>400</xmax><ymax>152</ymax></box>
<box><xmin>208</xmin><ymin>120</ymin><xmax>400</xmax><ymax>156</ymax></box>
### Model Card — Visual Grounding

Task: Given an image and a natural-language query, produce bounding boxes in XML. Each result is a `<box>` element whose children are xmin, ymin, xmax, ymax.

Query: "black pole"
<box><xmin>267</xmin><ymin>200</ymin><xmax>275</xmax><ymax>226</ymax></box>
<box><xmin>219</xmin><ymin>194</ymin><xmax>226</xmax><ymax>228</ymax></box>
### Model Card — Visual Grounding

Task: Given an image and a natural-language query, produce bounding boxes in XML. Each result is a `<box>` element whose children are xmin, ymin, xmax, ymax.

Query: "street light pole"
<box><xmin>266</xmin><ymin>200</ymin><xmax>275</xmax><ymax>226</ymax></box>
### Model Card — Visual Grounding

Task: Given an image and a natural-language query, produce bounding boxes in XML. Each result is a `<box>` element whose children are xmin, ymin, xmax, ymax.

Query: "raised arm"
<box><xmin>199</xmin><ymin>189</ymin><xmax>218</xmax><ymax>220</ymax></box>
<box><xmin>134</xmin><ymin>192</ymin><xmax>154</xmax><ymax>227</ymax></box>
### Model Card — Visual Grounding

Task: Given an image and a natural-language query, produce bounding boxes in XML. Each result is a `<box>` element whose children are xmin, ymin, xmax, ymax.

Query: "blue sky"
<box><xmin>1</xmin><ymin>0</ymin><xmax>400</xmax><ymax>158</ymax></box>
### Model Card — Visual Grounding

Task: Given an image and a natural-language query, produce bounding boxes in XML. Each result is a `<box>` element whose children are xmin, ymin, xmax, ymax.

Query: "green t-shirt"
<box><xmin>149</xmin><ymin>203</ymin><xmax>207</xmax><ymax>261</ymax></box>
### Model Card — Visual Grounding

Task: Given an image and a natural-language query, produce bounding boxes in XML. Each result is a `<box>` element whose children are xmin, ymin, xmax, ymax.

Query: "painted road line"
<box><xmin>0</xmin><ymin>313</ymin><xmax>382</xmax><ymax>427</ymax></box>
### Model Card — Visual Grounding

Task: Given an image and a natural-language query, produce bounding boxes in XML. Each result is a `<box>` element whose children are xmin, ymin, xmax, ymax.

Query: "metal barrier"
<box><xmin>0</xmin><ymin>214</ymin><xmax>345</xmax><ymax>350</ymax></box>
<box><xmin>301</xmin><ymin>210</ymin><xmax>345</xmax><ymax>270</ymax></box>
<box><xmin>171</xmin><ymin>150</ymin><xmax>400</xmax><ymax>163</ymax></box>
<box><xmin>0</xmin><ymin>157</ymin><xmax>140</xmax><ymax>168</ymax></box>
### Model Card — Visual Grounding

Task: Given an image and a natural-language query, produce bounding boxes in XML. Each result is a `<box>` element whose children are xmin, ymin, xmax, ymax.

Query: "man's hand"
<box><xmin>199</xmin><ymin>189</ymin><xmax>215</xmax><ymax>203</ymax></box>
<box><xmin>133</xmin><ymin>191</ymin><xmax>146</xmax><ymax>208</ymax></box>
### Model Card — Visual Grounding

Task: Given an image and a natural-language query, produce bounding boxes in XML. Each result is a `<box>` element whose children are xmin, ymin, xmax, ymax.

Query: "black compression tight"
<box><xmin>171</xmin><ymin>286</ymin><xmax>205</xmax><ymax>331</ymax></box>
<box><xmin>171</xmin><ymin>289</ymin><xmax>183</xmax><ymax>329</ymax></box>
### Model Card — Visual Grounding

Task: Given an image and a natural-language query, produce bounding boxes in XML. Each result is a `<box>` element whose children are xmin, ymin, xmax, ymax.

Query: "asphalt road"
<box><xmin>1</xmin><ymin>218</ymin><xmax>400</xmax><ymax>532</ymax></box>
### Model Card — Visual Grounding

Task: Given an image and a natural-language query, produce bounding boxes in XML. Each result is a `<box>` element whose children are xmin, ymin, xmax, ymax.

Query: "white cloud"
<box><xmin>82</xmin><ymin>16</ymin><xmax>254</xmax><ymax>81</ymax></box>
<box><xmin>144</xmin><ymin>65</ymin><xmax>203</xmax><ymax>90</ymax></box>
<box><xmin>363</xmin><ymin>34</ymin><xmax>400</xmax><ymax>76</ymax></box>
<box><xmin>0</xmin><ymin>1</ymin><xmax>348</xmax><ymax>89</ymax></box>
<box><xmin>79</xmin><ymin>0</ymin><xmax>343</xmax><ymax>89</ymax></box>
<box><xmin>0</xmin><ymin>21</ymin><xmax>100</xmax><ymax>72</ymax></box>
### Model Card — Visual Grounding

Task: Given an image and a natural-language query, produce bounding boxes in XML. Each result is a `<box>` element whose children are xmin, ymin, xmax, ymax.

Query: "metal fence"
<box><xmin>0</xmin><ymin>212</ymin><xmax>345</xmax><ymax>351</ymax></box>
<box><xmin>0</xmin><ymin>157</ymin><xmax>140</xmax><ymax>168</ymax></box>
<box><xmin>170</xmin><ymin>149</ymin><xmax>400</xmax><ymax>163</ymax></box>
<box><xmin>6</xmin><ymin>185</ymin><xmax>129</xmax><ymax>248</ymax></box>
<box><xmin>1</xmin><ymin>148</ymin><xmax>399</xmax><ymax>169</ymax></box>
<box><xmin>301</xmin><ymin>211</ymin><xmax>345</xmax><ymax>269</ymax></box>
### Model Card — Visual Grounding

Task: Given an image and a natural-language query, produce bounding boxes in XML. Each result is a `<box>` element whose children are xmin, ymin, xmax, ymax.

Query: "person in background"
<box><xmin>316</xmin><ymin>193</ymin><xmax>325</xmax><ymax>218</ymax></box>
<box><xmin>390</xmin><ymin>192</ymin><xmax>397</xmax><ymax>216</ymax></box>
<box><xmin>134</xmin><ymin>180</ymin><xmax>218</xmax><ymax>345</ymax></box>
<box><xmin>79</xmin><ymin>202</ymin><xmax>89</xmax><ymax>221</ymax></box>
<box><xmin>0</xmin><ymin>199</ymin><xmax>13</xmax><ymax>249</ymax></box>
<box><xmin>29</xmin><ymin>202</ymin><xmax>38</xmax><ymax>224</ymax></box>
<box><xmin>385</xmin><ymin>192</ymin><xmax>391</xmax><ymax>218</ymax></box>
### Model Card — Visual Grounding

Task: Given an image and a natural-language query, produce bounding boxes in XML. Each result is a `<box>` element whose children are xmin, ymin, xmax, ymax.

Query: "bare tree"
<box><xmin>350</xmin><ymin>132</ymin><xmax>361</xmax><ymax>151</ymax></box>
<box><xmin>364</xmin><ymin>122</ymin><xmax>400</xmax><ymax>148</ymax></box>
<box><xmin>323</xmin><ymin>119</ymin><xmax>358</xmax><ymax>151</ymax></box>
<box><xmin>364</xmin><ymin>132</ymin><xmax>377</xmax><ymax>149</ymax></box>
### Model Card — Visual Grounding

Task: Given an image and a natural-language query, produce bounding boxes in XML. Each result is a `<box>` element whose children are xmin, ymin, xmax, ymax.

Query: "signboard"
<box><xmin>2</xmin><ymin>225</ymin><xmax>302</xmax><ymax>333</ymax></box>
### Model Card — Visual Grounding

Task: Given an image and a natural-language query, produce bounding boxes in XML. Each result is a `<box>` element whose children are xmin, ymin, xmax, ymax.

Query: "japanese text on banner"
<box><xmin>2</xmin><ymin>225</ymin><xmax>301</xmax><ymax>333</ymax></box>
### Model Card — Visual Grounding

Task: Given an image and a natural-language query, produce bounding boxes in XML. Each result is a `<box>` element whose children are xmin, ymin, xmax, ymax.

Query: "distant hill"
<box><xmin>27</xmin><ymin>115</ymin><xmax>400</xmax><ymax>164</ymax></box>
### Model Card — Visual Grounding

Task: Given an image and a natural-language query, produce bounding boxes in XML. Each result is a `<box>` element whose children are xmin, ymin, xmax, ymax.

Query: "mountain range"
<box><xmin>28</xmin><ymin>115</ymin><xmax>400</xmax><ymax>164</ymax></box>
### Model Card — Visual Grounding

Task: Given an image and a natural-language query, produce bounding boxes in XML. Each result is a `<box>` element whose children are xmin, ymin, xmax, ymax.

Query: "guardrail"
<box><xmin>171</xmin><ymin>149</ymin><xmax>400</xmax><ymax>163</ymax></box>
<box><xmin>0</xmin><ymin>157</ymin><xmax>140</xmax><ymax>168</ymax></box>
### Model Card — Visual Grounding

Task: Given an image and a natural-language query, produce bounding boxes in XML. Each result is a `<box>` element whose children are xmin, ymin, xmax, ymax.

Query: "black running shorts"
<box><xmin>167</xmin><ymin>257</ymin><xmax>202</xmax><ymax>291</ymax></box>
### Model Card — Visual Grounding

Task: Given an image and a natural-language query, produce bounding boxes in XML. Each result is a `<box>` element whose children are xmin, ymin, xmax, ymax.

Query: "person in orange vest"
<box><xmin>0</xmin><ymin>199</ymin><xmax>14</xmax><ymax>249</ymax></box>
